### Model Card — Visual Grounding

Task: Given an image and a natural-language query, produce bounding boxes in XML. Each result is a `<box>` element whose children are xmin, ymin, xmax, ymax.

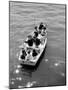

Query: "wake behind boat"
<box><xmin>18</xmin><ymin>22</ymin><xmax>47</xmax><ymax>66</ymax></box>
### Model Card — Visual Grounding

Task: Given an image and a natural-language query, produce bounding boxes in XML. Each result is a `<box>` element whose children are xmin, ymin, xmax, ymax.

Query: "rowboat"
<box><xmin>18</xmin><ymin>23</ymin><xmax>47</xmax><ymax>66</ymax></box>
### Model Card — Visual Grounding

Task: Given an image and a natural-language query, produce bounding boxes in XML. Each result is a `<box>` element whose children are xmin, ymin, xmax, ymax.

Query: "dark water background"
<box><xmin>9</xmin><ymin>1</ymin><xmax>66</xmax><ymax>89</ymax></box>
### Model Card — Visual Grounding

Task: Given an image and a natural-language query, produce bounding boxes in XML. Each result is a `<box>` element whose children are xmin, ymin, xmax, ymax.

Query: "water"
<box><xmin>9</xmin><ymin>1</ymin><xmax>66</xmax><ymax>89</ymax></box>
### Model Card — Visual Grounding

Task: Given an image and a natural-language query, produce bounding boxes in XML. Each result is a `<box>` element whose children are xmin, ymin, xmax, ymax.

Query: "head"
<box><xmin>43</xmin><ymin>26</ymin><xmax>46</xmax><ymax>30</ymax></box>
<box><xmin>40</xmin><ymin>22</ymin><xmax>43</xmax><ymax>25</ymax></box>
<box><xmin>34</xmin><ymin>26</ymin><xmax>37</xmax><ymax>30</ymax></box>
<box><xmin>28</xmin><ymin>35</ymin><xmax>32</xmax><ymax>39</ymax></box>
<box><xmin>34</xmin><ymin>31</ymin><xmax>38</xmax><ymax>38</ymax></box>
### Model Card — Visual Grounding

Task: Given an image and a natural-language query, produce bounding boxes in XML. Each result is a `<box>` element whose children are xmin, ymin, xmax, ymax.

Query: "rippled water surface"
<box><xmin>9</xmin><ymin>1</ymin><xmax>66</xmax><ymax>89</ymax></box>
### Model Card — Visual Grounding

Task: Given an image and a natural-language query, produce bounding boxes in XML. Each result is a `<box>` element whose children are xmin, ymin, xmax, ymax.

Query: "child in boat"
<box><xmin>34</xmin><ymin>38</ymin><xmax>41</xmax><ymax>47</ymax></box>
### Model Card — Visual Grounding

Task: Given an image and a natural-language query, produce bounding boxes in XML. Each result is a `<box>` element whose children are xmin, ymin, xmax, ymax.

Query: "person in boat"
<box><xmin>25</xmin><ymin>34</ymin><xmax>40</xmax><ymax>47</ymax></box>
<box><xmin>39</xmin><ymin>22</ymin><xmax>46</xmax><ymax>30</ymax></box>
<box><xmin>32</xmin><ymin>49</ymin><xmax>38</xmax><ymax>57</ymax></box>
<box><xmin>34</xmin><ymin>38</ymin><xmax>41</xmax><ymax>47</ymax></box>
<box><xmin>38</xmin><ymin>22</ymin><xmax>47</xmax><ymax>36</ymax></box>
<box><xmin>20</xmin><ymin>48</ymin><xmax>27</xmax><ymax>59</ymax></box>
<box><xmin>33</xmin><ymin>31</ymin><xmax>38</xmax><ymax>38</ymax></box>
<box><xmin>34</xmin><ymin>26</ymin><xmax>38</xmax><ymax>31</ymax></box>
<box><xmin>25</xmin><ymin>35</ymin><xmax>34</xmax><ymax>47</ymax></box>
<box><xmin>39</xmin><ymin>22</ymin><xmax>44</xmax><ymax>30</ymax></box>
<box><xmin>33</xmin><ymin>31</ymin><xmax>41</xmax><ymax>47</ymax></box>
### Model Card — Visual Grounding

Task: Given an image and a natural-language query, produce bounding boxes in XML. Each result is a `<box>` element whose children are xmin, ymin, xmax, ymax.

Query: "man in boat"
<box><xmin>39</xmin><ymin>22</ymin><xmax>47</xmax><ymax>36</ymax></box>
<box><xmin>32</xmin><ymin>48</ymin><xmax>40</xmax><ymax>57</ymax></box>
<box><xmin>33</xmin><ymin>31</ymin><xmax>38</xmax><ymax>38</ymax></box>
<box><xmin>32</xmin><ymin>49</ymin><xmax>38</xmax><ymax>57</ymax></box>
<box><xmin>39</xmin><ymin>22</ymin><xmax>44</xmax><ymax>30</ymax></box>
<box><xmin>39</xmin><ymin>22</ymin><xmax>46</xmax><ymax>32</ymax></box>
<box><xmin>20</xmin><ymin>48</ymin><xmax>27</xmax><ymax>59</ymax></box>
<box><xmin>33</xmin><ymin>30</ymin><xmax>41</xmax><ymax>47</ymax></box>
<box><xmin>39</xmin><ymin>22</ymin><xmax>46</xmax><ymax>30</ymax></box>
<box><xmin>34</xmin><ymin>38</ymin><xmax>41</xmax><ymax>47</ymax></box>
<box><xmin>25</xmin><ymin>35</ymin><xmax>34</xmax><ymax>47</ymax></box>
<box><xmin>34</xmin><ymin>26</ymin><xmax>37</xmax><ymax>31</ymax></box>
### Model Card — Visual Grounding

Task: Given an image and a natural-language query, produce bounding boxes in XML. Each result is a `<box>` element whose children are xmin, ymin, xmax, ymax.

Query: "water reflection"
<box><xmin>44</xmin><ymin>57</ymin><xmax>65</xmax><ymax>77</ymax></box>
<box><xmin>10</xmin><ymin>67</ymin><xmax>30</xmax><ymax>88</ymax></box>
<box><xmin>16</xmin><ymin>77</ymin><xmax>22</xmax><ymax>81</ymax></box>
<box><xmin>10</xmin><ymin>61</ymin><xmax>38</xmax><ymax>89</ymax></box>
<box><xmin>17</xmin><ymin>81</ymin><xmax>37</xmax><ymax>88</ymax></box>
<box><xmin>14</xmin><ymin>69</ymin><xmax>20</xmax><ymax>74</ymax></box>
